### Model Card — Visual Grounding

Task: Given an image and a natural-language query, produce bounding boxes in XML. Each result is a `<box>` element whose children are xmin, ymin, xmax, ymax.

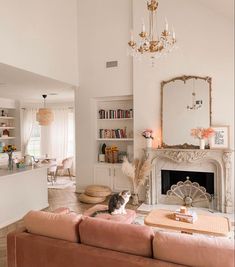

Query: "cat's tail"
<box><xmin>90</xmin><ymin>210</ymin><xmax>109</xmax><ymax>217</ymax></box>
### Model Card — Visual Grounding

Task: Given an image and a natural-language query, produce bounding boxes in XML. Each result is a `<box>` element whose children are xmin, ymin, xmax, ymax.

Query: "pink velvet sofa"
<box><xmin>7</xmin><ymin>210</ymin><xmax>234</xmax><ymax>267</ymax></box>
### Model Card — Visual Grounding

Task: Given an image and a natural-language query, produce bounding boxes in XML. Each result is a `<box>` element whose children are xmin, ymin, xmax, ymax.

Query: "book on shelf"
<box><xmin>98</xmin><ymin>109</ymin><xmax>133</xmax><ymax>119</ymax></box>
<box><xmin>99</xmin><ymin>128</ymin><xmax>127</xmax><ymax>139</ymax></box>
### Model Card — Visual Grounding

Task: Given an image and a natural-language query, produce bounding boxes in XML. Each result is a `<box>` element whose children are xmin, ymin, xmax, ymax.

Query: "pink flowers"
<box><xmin>142</xmin><ymin>129</ymin><xmax>154</xmax><ymax>139</ymax></box>
<box><xmin>191</xmin><ymin>127</ymin><xmax>215</xmax><ymax>140</ymax></box>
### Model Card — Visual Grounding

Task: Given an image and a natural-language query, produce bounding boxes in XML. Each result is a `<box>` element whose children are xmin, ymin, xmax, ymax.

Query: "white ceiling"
<box><xmin>0</xmin><ymin>63</ymin><xmax>75</xmax><ymax>103</ymax></box>
<box><xmin>198</xmin><ymin>0</ymin><xmax>234</xmax><ymax>21</ymax></box>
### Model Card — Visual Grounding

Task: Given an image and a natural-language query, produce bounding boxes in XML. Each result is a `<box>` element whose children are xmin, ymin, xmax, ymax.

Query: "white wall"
<box><xmin>76</xmin><ymin>0</ymin><xmax>234</xmax><ymax>206</ymax></box>
<box><xmin>0</xmin><ymin>0</ymin><xmax>78</xmax><ymax>85</ymax></box>
<box><xmin>133</xmin><ymin>0</ymin><xmax>234</xmax><ymax>154</ymax></box>
<box><xmin>76</xmin><ymin>0</ymin><xmax>132</xmax><ymax>191</ymax></box>
<box><xmin>0</xmin><ymin>98</ymin><xmax>16</xmax><ymax>109</ymax></box>
<box><xmin>133</xmin><ymin>0</ymin><xmax>234</xmax><ymax>204</ymax></box>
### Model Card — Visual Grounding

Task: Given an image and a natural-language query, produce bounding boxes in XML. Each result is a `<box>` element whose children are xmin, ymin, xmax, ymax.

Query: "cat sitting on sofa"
<box><xmin>91</xmin><ymin>190</ymin><xmax>131</xmax><ymax>217</ymax></box>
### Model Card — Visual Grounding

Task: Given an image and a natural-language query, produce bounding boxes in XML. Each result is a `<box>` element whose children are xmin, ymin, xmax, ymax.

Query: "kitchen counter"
<box><xmin>0</xmin><ymin>163</ymin><xmax>50</xmax><ymax>178</ymax></box>
<box><xmin>0</xmin><ymin>164</ymin><xmax>49</xmax><ymax>228</ymax></box>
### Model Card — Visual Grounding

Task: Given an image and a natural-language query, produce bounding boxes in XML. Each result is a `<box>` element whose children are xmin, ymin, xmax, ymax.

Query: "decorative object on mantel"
<box><xmin>166</xmin><ymin>177</ymin><xmax>212</xmax><ymax>208</ymax></box>
<box><xmin>122</xmin><ymin>156</ymin><xmax>151</xmax><ymax>205</ymax></box>
<box><xmin>142</xmin><ymin>129</ymin><xmax>154</xmax><ymax>148</ymax></box>
<box><xmin>210</xmin><ymin>125</ymin><xmax>230</xmax><ymax>149</ymax></box>
<box><xmin>191</xmin><ymin>127</ymin><xmax>215</xmax><ymax>149</ymax></box>
<box><xmin>128</xmin><ymin>0</ymin><xmax>177</xmax><ymax>65</ymax></box>
<box><xmin>3</xmin><ymin>144</ymin><xmax>16</xmax><ymax>170</ymax></box>
<box><xmin>36</xmin><ymin>95</ymin><xmax>54</xmax><ymax>126</ymax></box>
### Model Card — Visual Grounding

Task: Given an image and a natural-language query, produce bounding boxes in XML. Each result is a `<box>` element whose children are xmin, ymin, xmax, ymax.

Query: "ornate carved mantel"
<box><xmin>145</xmin><ymin>148</ymin><xmax>234</xmax><ymax>213</ymax></box>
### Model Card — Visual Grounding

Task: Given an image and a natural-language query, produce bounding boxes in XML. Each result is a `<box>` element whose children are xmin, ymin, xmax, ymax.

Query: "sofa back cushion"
<box><xmin>153</xmin><ymin>231</ymin><xmax>235</xmax><ymax>267</ymax></box>
<box><xmin>79</xmin><ymin>217</ymin><xmax>154</xmax><ymax>257</ymax></box>
<box><xmin>24</xmin><ymin>210</ymin><xmax>82</xmax><ymax>243</ymax></box>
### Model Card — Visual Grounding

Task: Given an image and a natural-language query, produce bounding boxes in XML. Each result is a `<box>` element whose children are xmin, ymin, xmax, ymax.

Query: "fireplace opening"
<box><xmin>161</xmin><ymin>170</ymin><xmax>214</xmax><ymax>195</ymax></box>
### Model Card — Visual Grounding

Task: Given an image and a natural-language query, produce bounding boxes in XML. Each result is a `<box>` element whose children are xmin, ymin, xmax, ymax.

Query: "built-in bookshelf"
<box><xmin>94</xmin><ymin>96</ymin><xmax>134</xmax><ymax>192</ymax></box>
<box><xmin>95</xmin><ymin>96</ymin><xmax>134</xmax><ymax>165</ymax></box>
<box><xmin>0</xmin><ymin>108</ymin><xmax>17</xmax><ymax>152</ymax></box>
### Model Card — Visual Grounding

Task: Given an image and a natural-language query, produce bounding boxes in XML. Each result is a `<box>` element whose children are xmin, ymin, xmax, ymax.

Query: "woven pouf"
<box><xmin>85</xmin><ymin>185</ymin><xmax>112</xmax><ymax>198</ymax></box>
<box><xmin>78</xmin><ymin>193</ymin><xmax>106</xmax><ymax>204</ymax></box>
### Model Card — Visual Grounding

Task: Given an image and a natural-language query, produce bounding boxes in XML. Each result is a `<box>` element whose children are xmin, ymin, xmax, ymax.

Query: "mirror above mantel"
<box><xmin>161</xmin><ymin>75</ymin><xmax>212</xmax><ymax>148</ymax></box>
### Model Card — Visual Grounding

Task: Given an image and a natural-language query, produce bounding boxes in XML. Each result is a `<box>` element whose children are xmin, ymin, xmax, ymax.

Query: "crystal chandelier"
<box><xmin>128</xmin><ymin>0</ymin><xmax>176</xmax><ymax>62</ymax></box>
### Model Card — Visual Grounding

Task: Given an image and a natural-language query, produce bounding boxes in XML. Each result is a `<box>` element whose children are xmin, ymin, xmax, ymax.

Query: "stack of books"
<box><xmin>173</xmin><ymin>207</ymin><xmax>198</xmax><ymax>224</ymax></box>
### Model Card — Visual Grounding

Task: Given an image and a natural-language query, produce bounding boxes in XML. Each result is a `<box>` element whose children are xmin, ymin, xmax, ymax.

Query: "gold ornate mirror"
<box><xmin>161</xmin><ymin>75</ymin><xmax>212</xmax><ymax>148</ymax></box>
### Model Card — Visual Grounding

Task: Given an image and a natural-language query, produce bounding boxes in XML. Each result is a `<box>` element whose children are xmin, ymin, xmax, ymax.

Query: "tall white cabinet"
<box><xmin>94</xmin><ymin>96</ymin><xmax>134</xmax><ymax>192</ymax></box>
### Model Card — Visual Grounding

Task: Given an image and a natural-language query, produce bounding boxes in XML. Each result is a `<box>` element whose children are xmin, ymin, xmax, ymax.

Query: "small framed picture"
<box><xmin>210</xmin><ymin>126</ymin><xmax>230</xmax><ymax>149</ymax></box>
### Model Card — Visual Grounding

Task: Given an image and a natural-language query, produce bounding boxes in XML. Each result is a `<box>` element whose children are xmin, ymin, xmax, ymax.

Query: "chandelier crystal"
<box><xmin>128</xmin><ymin>0</ymin><xmax>177</xmax><ymax>62</ymax></box>
<box><xmin>187</xmin><ymin>80</ymin><xmax>203</xmax><ymax>110</ymax></box>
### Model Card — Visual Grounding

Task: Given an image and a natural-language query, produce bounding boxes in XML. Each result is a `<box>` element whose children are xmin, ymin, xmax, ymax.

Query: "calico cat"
<box><xmin>91</xmin><ymin>190</ymin><xmax>131</xmax><ymax>217</ymax></box>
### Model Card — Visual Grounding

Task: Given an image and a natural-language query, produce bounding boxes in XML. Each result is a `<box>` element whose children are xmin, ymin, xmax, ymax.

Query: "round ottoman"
<box><xmin>85</xmin><ymin>185</ymin><xmax>112</xmax><ymax>197</ymax></box>
<box><xmin>78</xmin><ymin>193</ymin><xmax>106</xmax><ymax>204</ymax></box>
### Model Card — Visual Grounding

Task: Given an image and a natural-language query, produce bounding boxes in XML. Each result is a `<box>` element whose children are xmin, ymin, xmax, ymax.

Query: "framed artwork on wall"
<box><xmin>210</xmin><ymin>125</ymin><xmax>230</xmax><ymax>149</ymax></box>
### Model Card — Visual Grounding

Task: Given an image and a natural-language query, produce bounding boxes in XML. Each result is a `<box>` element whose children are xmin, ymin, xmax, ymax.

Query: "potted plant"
<box><xmin>191</xmin><ymin>127</ymin><xmax>215</xmax><ymax>149</ymax></box>
<box><xmin>142</xmin><ymin>129</ymin><xmax>154</xmax><ymax>148</ymax></box>
<box><xmin>122</xmin><ymin>156</ymin><xmax>151</xmax><ymax>205</ymax></box>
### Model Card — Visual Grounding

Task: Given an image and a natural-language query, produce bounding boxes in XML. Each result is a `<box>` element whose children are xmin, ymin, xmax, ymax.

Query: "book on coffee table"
<box><xmin>173</xmin><ymin>209</ymin><xmax>198</xmax><ymax>223</ymax></box>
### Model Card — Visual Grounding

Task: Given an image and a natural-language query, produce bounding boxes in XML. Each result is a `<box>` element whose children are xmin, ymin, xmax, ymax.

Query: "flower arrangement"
<box><xmin>3</xmin><ymin>145</ymin><xmax>16</xmax><ymax>170</ymax></box>
<box><xmin>191</xmin><ymin>127</ymin><xmax>215</xmax><ymax>140</ymax></box>
<box><xmin>142</xmin><ymin>129</ymin><xmax>154</xmax><ymax>139</ymax></box>
<box><xmin>122</xmin><ymin>156</ymin><xmax>151</xmax><ymax>205</ymax></box>
<box><xmin>3</xmin><ymin>145</ymin><xmax>16</xmax><ymax>154</ymax></box>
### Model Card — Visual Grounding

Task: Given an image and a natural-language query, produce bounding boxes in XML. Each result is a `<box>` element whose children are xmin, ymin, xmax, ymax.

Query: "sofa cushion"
<box><xmin>153</xmin><ymin>231</ymin><xmax>235</xmax><ymax>267</ymax></box>
<box><xmin>24</xmin><ymin>210</ymin><xmax>82</xmax><ymax>243</ymax></box>
<box><xmin>79</xmin><ymin>216</ymin><xmax>154</xmax><ymax>257</ymax></box>
<box><xmin>83</xmin><ymin>204</ymin><xmax>136</xmax><ymax>224</ymax></box>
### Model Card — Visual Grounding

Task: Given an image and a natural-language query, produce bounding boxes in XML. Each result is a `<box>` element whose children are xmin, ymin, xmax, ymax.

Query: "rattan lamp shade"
<box><xmin>36</xmin><ymin>108</ymin><xmax>54</xmax><ymax>126</ymax></box>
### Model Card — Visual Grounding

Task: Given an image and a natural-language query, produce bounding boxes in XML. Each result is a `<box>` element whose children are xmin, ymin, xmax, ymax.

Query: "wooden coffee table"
<box><xmin>144</xmin><ymin>209</ymin><xmax>231</xmax><ymax>237</ymax></box>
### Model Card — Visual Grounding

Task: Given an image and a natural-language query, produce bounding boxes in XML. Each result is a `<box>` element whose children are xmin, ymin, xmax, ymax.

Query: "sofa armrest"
<box><xmin>7</xmin><ymin>227</ymin><xmax>27</xmax><ymax>267</ymax></box>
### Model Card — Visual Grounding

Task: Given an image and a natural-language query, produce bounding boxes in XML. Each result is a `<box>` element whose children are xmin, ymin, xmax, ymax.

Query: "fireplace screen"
<box><xmin>161</xmin><ymin>170</ymin><xmax>214</xmax><ymax>195</ymax></box>
<box><xmin>161</xmin><ymin>170</ymin><xmax>214</xmax><ymax>207</ymax></box>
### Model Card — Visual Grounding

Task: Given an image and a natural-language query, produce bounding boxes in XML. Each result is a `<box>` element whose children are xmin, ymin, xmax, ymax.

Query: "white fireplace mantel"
<box><xmin>144</xmin><ymin>148</ymin><xmax>234</xmax><ymax>213</ymax></box>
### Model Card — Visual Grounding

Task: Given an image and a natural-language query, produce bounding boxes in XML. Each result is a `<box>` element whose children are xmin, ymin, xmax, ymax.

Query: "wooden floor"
<box><xmin>0</xmin><ymin>186</ymin><xmax>139</xmax><ymax>267</ymax></box>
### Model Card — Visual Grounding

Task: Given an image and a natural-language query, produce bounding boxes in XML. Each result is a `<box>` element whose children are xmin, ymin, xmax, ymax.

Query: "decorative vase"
<box><xmin>132</xmin><ymin>193</ymin><xmax>139</xmax><ymax>206</ymax></box>
<box><xmin>200</xmin><ymin>139</ymin><xmax>205</xmax><ymax>150</ymax></box>
<box><xmin>8</xmin><ymin>152</ymin><xmax>14</xmax><ymax>170</ymax></box>
<box><xmin>146</xmin><ymin>138</ymin><xmax>153</xmax><ymax>148</ymax></box>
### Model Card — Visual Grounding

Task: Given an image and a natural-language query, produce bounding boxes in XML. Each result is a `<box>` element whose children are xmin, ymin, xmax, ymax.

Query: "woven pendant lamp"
<box><xmin>36</xmin><ymin>95</ymin><xmax>54</xmax><ymax>126</ymax></box>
